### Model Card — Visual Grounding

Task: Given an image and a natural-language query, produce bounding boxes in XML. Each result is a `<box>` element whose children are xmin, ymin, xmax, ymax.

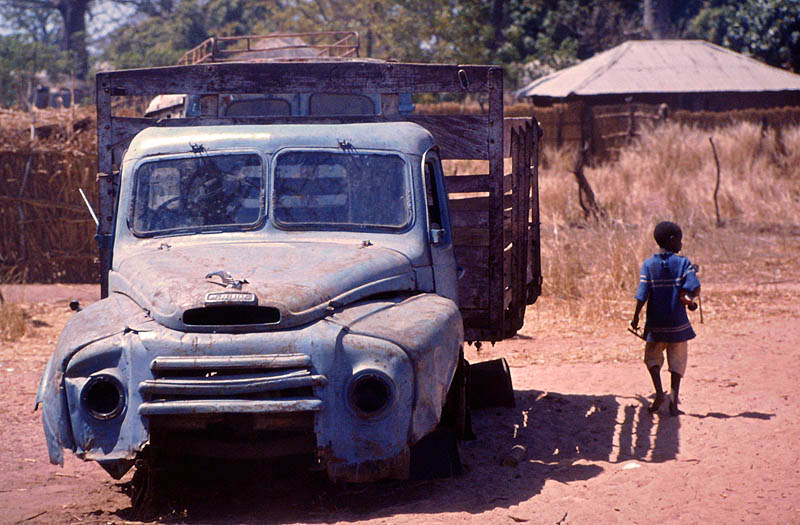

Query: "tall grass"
<box><xmin>535</xmin><ymin>121</ymin><xmax>800</xmax><ymax>327</ymax></box>
<box><xmin>0</xmin><ymin>303</ymin><xmax>27</xmax><ymax>341</ymax></box>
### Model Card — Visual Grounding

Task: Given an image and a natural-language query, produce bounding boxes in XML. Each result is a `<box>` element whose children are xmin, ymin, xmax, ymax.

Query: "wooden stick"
<box><xmin>709</xmin><ymin>136</ymin><xmax>723</xmax><ymax>227</ymax></box>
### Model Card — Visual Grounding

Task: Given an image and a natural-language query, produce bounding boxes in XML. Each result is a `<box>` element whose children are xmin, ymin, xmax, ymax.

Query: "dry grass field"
<box><xmin>504</xmin><ymin>120</ymin><xmax>798</xmax><ymax>329</ymax></box>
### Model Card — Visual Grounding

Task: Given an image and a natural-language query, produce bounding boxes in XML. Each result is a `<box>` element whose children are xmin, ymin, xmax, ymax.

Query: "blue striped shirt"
<box><xmin>635</xmin><ymin>252</ymin><xmax>700</xmax><ymax>342</ymax></box>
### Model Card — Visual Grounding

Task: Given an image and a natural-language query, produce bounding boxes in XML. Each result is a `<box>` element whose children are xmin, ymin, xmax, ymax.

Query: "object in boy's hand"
<box><xmin>679</xmin><ymin>289</ymin><xmax>698</xmax><ymax>311</ymax></box>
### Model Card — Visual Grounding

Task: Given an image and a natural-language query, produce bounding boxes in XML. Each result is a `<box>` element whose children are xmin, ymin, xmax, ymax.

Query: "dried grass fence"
<box><xmin>0</xmin><ymin>108</ymin><xmax>99</xmax><ymax>283</ymax></box>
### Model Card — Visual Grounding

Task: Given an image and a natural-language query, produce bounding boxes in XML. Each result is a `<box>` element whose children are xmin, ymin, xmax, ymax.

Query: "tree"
<box><xmin>453</xmin><ymin>0</ymin><xmax>642</xmax><ymax>89</ymax></box>
<box><xmin>0</xmin><ymin>0</ymin><xmax>90</xmax><ymax>79</ymax></box>
<box><xmin>0</xmin><ymin>34</ymin><xmax>71</xmax><ymax>106</ymax></box>
<box><xmin>103</xmin><ymin>0</ymin><xmax>281</xmax><ymax>68</ymax></box>
<box><xmin>722</xmin><ymin>0</ymin><xmax>800</xmax><ymax>72</ymax></box>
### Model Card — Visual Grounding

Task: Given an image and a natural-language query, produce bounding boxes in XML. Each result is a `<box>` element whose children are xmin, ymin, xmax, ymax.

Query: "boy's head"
<box><xmin>654</xmin><ymin>221</ymin><xmax>682</xmax><ymax>252</ymax></box>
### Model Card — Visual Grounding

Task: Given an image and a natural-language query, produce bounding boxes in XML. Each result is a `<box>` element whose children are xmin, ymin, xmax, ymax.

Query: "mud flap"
<box><xmin>469</xmin><ymin>357</ymin><xmax>515</xmax><ymax>409</ymax></box>
<box><xmin>440</xmin><ymin>355</ymin><xmax>476</xmax><ymax>441</ymax></box>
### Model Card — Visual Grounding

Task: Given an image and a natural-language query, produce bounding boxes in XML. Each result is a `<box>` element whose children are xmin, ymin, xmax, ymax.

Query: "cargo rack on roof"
<box><xmin>177</xmin><ymin>31</ymin><xmax>360</xmax><ymax>65</ymax></box>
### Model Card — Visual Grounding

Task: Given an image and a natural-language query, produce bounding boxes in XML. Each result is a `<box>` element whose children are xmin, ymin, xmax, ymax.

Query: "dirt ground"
<box><xmin>1</xmin><ymin>272</ymin><xmax>799</xmax><ymax>525</ymax></box>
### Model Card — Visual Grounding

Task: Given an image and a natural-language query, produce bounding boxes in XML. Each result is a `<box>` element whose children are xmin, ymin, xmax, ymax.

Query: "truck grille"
<box><xmin>140</xmin><ymin>353</ymin><xmax>325</xmax><ymax>459</ymax></box>
<box><xmin>138</xmin><ymin>353</ymin><xmax>326</xmax><ymax>416</ymax></box>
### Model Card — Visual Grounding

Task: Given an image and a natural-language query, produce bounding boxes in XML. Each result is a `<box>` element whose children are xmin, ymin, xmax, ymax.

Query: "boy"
<box><xmin>631</xmin><ymin>221</ymin><xmax>700</xmax><ymax>416</ymax></box>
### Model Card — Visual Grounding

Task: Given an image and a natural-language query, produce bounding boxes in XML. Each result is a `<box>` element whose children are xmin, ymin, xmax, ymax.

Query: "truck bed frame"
<box><xmin>95</xmin><ymin>61</ymin><xmax>541</xmax><ymax>342</ymax></box>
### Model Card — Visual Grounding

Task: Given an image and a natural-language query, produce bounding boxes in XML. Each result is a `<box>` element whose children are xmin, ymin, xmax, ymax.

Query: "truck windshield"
<box><xmin>274</xmin><ymin>151</ymin><xmax>410</xmax><ymax>230</ymax></box>
<box><xmin>131</xmin><ymin>153</ymin><xmax>264</xmax><ymax>236</ymax></box>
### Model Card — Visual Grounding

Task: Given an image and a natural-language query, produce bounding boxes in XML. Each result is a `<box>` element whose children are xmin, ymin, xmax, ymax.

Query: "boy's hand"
<box><xmin>630</xmin><ymin>316</ymin><xmax>639</xmax><ymax>330</ymax></box>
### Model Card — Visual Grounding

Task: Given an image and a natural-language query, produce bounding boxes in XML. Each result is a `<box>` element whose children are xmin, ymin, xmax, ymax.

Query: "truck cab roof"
<box><xmin>125</xmin><ymin>122</ymin><xmax>436</xmax><ymax>161</ymax></box>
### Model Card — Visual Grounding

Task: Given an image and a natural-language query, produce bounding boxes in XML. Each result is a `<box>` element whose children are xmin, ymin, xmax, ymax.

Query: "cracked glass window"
<box><xmin>274</xmin><ymin>151</ymin><xmax>409</xmax><ymax>231</ymax></box>
<box><xmin>131</xmin><ymin>153</ymin><xmax>264</xmax><ymax>236</ymax></box>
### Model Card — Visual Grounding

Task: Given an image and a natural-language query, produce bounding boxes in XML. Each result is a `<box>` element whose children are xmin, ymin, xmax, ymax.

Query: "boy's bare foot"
<box><xmin>669</xmin><ymin>400</ymin><xmax>683</xmax><ymax>417</ymax></box>
<box><xmin>648</xmin><ymin>393</ymin><xmax>665</xmax><ymax>413</ymax></box>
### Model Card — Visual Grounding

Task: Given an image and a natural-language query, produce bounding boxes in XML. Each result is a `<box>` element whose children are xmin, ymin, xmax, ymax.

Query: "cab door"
<box><xmin>422</xmin><ymin>149</ymin><xmax>458</xmax><ymax>303</ymax></box>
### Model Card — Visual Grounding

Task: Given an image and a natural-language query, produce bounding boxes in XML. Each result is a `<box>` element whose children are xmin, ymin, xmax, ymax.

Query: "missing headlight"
<box><xmin>348</xmin><ymin>371</ymin><xmax>394</xmax><ymax>418</ymax></box>
<box><xmin>81</xmin><ymin>374</ymin><xmax>125</xmax><ymax>420</ymax></box>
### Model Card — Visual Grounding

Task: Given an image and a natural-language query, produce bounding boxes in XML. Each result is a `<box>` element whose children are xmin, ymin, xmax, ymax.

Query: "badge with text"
<box><xmin>204</xmin><ymin>291</ymin><xmax>258</xmax><ymax>305</ymax></box>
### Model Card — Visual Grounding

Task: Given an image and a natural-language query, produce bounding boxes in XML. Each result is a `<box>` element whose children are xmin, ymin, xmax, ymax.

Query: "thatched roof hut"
<box><xmin>516</xmin><ymin>40</ymin><xmax>800</xmax><ymax>110</ymax></box>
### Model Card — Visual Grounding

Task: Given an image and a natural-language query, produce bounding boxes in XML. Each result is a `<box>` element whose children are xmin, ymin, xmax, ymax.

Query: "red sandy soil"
<box><xmin>1</xmin><ymin>281</ymin><xmax>798</xmax><ymax>524</ymax></box>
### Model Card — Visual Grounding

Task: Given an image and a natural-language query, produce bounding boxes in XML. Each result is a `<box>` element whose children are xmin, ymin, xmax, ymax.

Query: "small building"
<box><xmin>516</xmin><ymin>40</ymin><xmax>800</xmax><ymax>111</ymax></box>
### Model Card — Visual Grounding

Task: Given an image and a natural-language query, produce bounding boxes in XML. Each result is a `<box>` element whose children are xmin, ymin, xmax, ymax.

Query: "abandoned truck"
<box><xmin>35</xmin><ymin>59</ymin><xmax>542</xmax><ymax>485</ymax></box>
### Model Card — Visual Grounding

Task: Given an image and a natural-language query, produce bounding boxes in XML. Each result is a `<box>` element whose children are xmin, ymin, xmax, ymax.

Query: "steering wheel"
<box><xmin>149</xmin><ymin>196</ymin><xmax>184</xmax><ymax>230</ymax></box>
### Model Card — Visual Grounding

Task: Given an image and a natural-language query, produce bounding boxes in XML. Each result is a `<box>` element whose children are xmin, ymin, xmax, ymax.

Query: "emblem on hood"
<box><xmin>205</xmin><ymin>270</ymin><xmax>249</xmax><ymax>289</ymax></box>
<box><xmin>205</xmin><ymin>291</ymin><xmax>258</xmax><ymax>305</ymax></box>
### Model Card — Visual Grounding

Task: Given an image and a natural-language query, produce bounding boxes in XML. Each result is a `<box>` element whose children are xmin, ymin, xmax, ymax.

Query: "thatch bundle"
<box><xmin>0</xmin><ymin>108</ymin><xmax>99</xmax><ymax>283</ymax></box>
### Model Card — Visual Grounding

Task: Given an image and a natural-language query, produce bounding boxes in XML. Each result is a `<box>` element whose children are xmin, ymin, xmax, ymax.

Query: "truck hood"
<box><xmin>111</xmin><ymin>241</ymin><xmax>416</xmax><ymax>332</ymax></box>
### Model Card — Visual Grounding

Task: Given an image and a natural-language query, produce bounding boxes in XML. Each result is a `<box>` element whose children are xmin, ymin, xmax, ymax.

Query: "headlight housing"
<box><xmin>81</xmin><ymin>374</ymin><xmax>126</xmax><ymax>420</ymax></box>
<box><xmin>347</xmin><ymin>370</ymin><xmax>395</xmax><ymax>419</ymax></box>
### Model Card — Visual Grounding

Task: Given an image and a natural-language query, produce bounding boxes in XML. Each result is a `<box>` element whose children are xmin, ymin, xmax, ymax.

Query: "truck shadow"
<box><xmin>110</xmin><ymin>388</ymin><xmax>700</xmax><ymax>523</ymax></box>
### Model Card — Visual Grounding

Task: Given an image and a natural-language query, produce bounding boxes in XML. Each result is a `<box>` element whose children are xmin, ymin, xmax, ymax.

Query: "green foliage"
<box><xmin>454</xmin><ymin>0</ymin><xmax>642</xmax><ymax>89</ymax></box>
<box><xmin>685</xmin><ymin>0</ymin><xmax>800</xmax><ymax>72</ymax></box>
<box><xmin>0</xmin><ymin>35</ymin><xmax>73</xmax><ymax>107</ymax></box>
<box><xmin>0</xmin><ymin>3</ymin><xmax>62</xmax><ymax>45</ymax></box>
<box><xmin>104</xmin><ymin>0</ymin><xmax>280</xmax><ymax>68</ymax></box>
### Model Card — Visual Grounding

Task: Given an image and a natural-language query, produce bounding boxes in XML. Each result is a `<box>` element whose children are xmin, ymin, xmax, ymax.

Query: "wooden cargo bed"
<box><xmin>96</xmin><ymin>61</ymin><xmax>541</xmax><ymax>341</ymax></box>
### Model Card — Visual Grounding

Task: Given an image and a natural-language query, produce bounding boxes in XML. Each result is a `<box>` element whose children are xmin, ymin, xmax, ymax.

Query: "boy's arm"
<box><xmin>631</xmin><ymin>299</ymin><xmax>645</xmax><ymax>330</ymax></box>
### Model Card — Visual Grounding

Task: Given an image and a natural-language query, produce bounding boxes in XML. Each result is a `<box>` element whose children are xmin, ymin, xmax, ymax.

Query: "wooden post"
<box><xmin>487</xmin><ymin>67</ymin><xmax>504</xmax><ymax>339</ymax></box>
<box><xmin>527</xmin><ymin>119</ymin><xmax>542</xmax><ymax>304</ymax></box>
<box><xmin>96</xmin><ymin>74</ymin><xmax>114</xmax><ymax>298</ymax></box>
<box><xmin>509</xmin><ymin>127</ymin><xmax>522</xmax><ymax>335</ymax></box>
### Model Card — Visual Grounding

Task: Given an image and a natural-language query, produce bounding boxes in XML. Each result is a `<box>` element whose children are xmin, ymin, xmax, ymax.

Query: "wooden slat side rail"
<box><xmin>527</xmin><ymin>120</ymin><xmax>543</xmax><ymax>305</ymax></box>
<box><xmin>452</xmin><ymin>222</ymin><xmax>512</xmax><ymax>247</ymax></box>
<box><xmin>519</xmin><ymin>122</ymin><xmax>533</xmax><ymax>315</ymax></box>
<box><xmin>98</xmin><ymin>63</ymin><xmax>495</xmax><ymax>97</ymax></box>
<box><xmin>444</xmin><ymin>174</ymin><xmax>489</xmax><ymax>193</ymax></box>
<box><xmin>509</xmin><ymin>127</ymin><xmax>523</xmax><ymax>332</ymax></box>
<box><xmin>450</xmin><ymin>210</ymin><xmax>488</xmax><ymax>229</ymax></box>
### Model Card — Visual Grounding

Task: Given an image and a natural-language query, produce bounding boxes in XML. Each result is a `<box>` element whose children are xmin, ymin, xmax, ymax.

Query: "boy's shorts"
<box><xmin>644</xmin><ymin>341</ymin><xmax>688</xmax><ymax>377</ymax></box>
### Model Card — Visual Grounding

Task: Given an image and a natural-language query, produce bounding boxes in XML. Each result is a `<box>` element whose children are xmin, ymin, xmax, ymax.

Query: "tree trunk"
<box><xmin>488</xmin><ymin>0</ymin><xmax>504</xmax><ymax>52</ymax></box>
<box><xmin>643</xmin><ymin>0</ymin><xmax>673</xmax><ymax>39</ymax></box>
<box><xmin>56</xmin><ymin>0</ymin><xmax>90</xmax><ymax>80</ymax></box>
